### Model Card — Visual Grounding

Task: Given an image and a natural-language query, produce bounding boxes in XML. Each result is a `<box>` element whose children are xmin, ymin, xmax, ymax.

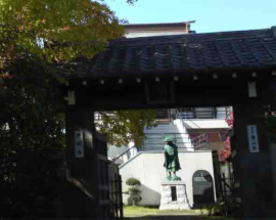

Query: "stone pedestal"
<box><xmin>159</xmin><ymin>181</ymin><xmax>190</xmax><ymax>210</ymax></box>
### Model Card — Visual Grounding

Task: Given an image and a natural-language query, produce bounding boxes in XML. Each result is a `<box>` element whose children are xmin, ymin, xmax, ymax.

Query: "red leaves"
<box><xmin>219</xmin><ymin>112</ymin><xmax>234</xmax><ymax>162</ymax></box>
<box><xmin>226</xmin><ymin>112</ymin><xmax>234</xmax><ymax>128</ymax></box>
<box><xmin>219</xmin><ymin>136</ymin><xmax>231</xmax><ymax>162</ymax></box>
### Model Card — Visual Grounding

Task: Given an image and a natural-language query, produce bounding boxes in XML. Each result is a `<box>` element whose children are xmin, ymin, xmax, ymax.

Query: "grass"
<box><xmin>123</xmin><ymin>206</ymin><xmax>158</xmax><ymax>217</ymax></box>
<box><xmin>123</xmin><ymin>206</ymin><xmax>236</xmax><ymax>219</ymax></box>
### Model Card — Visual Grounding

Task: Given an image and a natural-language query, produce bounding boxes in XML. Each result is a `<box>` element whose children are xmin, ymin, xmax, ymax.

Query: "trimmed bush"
<box><xmin>126</xmin><ymin>178</ymin><xmax>141</xmax><ymax>186</ymax></box>
<box><xmin>125</xmin><ymin>178</ymin><xmax>142</xmax><ymax>206</ymax></box>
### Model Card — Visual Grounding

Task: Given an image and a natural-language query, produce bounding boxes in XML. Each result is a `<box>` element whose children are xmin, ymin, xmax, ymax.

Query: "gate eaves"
<box><xmin>62</xmin><ymin>26</ymin><xmax>276</xmax><ymax>110</ymax></box>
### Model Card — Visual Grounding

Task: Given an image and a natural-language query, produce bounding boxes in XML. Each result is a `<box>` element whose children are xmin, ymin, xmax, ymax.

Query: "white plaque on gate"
<box><xmin>247</xmin><ymin>125</ymin><xmax>260</xmax><ymax>153</ymax></box>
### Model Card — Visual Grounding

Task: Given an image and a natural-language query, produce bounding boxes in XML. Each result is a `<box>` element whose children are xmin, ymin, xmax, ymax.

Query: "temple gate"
<box><xmin>63</xmin><ymin>27</ymin><xmax>276</xmax><ymax>218</ymax></box>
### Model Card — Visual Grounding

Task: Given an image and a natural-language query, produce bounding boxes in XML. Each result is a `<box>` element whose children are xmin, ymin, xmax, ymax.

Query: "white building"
<box><xmin>124</xmin><ymin>21</ymin><xmax>195</xmax><ymax>38</ymax></box>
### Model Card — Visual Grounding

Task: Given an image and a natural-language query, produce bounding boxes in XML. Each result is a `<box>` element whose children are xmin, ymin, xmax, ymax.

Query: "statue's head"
<box><xmin>163</xmin><ymin>136</ymin><xmax>174</xmax><ymax>143</ymax></box>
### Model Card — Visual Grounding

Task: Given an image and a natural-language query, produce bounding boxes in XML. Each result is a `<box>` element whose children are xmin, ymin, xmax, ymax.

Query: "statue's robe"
<box><xmin>163</xmin><ymin>143</ymin><xmax>181</xmax><ymax>172</ymax></box>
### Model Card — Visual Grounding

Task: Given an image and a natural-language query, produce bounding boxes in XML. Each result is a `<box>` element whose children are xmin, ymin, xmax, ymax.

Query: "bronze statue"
<box><xmin>163</xmin><ymin>136</ymin><xmax>181</xmax><ymax>181</ymax></box>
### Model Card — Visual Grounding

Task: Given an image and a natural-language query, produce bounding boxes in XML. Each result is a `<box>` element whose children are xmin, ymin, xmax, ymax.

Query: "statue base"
<box><xmin>159</xmin><ymin>181</ymin><xmax>190</xmax><ymax>210</ymax></box>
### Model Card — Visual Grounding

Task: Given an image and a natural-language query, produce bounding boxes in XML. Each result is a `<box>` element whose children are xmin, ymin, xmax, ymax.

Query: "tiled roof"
<box><xmin>70</xmin><ymin>27</ymin><xmax>276</xmax><ymax>78</ymax></box>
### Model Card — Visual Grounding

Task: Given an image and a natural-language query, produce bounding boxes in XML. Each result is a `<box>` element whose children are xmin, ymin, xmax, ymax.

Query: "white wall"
<box><xmin>120</xmin><ymin>151</ymin><xmax>215</xmax><ymax>207</ymax></box>
<box><xmin>124</xmin><ymin>26</ymin><xmax>189</xmax><ymax>38</ymax></box>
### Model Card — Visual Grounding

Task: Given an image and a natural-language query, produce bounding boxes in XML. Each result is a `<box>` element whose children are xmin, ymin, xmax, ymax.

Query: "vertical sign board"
<box><xmin>75</xmin><ymin>130</ymin><xmax>85</xmax><ymax>158</ymax></box>
<box><xmin>247</xmin><ymin>125</ymin><xmax>260</xmax><ymax>153</ymax></box>
<box><xmin>248</xmin><ymin>82</ymin><xmax>257</xmax><ymax>98</ymax></box>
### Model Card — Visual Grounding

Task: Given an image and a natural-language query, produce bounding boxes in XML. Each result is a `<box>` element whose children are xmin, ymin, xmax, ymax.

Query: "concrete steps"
<box><xmin>143</xmin><ymin>120</ymin><xmax>193</xmax><ymax>151</ymax></box>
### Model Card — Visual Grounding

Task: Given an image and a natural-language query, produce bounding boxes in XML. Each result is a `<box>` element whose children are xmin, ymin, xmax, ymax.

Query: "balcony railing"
<box><xmin>175</xmin><ymin>107</ymin><xmax>228</xmax><ymax>120</ymax></box>
<box><xmin>141</xmin><ymin>132</ymin><xmax>209</xmax><ymax>151</ymax></box>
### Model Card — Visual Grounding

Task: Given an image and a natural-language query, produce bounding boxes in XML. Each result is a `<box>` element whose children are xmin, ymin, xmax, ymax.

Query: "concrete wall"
<box><xmin>119</xmin><ymin>151</ymin><xmax>216</xmax><ymax>207</ymax></box>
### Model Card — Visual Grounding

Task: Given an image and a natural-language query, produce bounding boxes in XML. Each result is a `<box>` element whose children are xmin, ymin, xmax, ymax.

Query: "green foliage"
<box><xmin>0</xmin><ymin>0</ymin><xmax>126</xmax><ymax>153</ymax></box>
<box><xmin>0</xmin><ymin>56</ymin><xmax>66</xmax><ymax>217</ymax></box>
<box><xmin>0</xmin><ymin>0</ymin><xmax>135</xmax><ymax>217</ymax></box>
<box><xmin>125</xmin><ymin>177</ymin><xmax>142</xmax><ymax>206</ymax></box>
<box><xmin>205</xmin><ymin>201</ymin><xmax>226</xmax><ymax>216</ymax></box>
<box><xmin>0</xmin><ymin>0</ymin><xmax>124</xmax><ymax>64</ymax></box>
<box><xmin>0</xmin><ymin>56</ymin><xmax>65</xmax><ymax>154</ymax></box>
<box><xmin>0</xmin><ymin>149</ymin><xmax>65</xmax><ymax>217</ymax></box>
<box><xmin>96</xmin><ymin>110</ymin><xmax>156</xmax><ymax>147</ymax></box>
<box><xmin>204</xmin><ymin>198</ymin><xmax>242</xmax><ymax>217</ymax></box>
<box><xmin>0</xmin><ymin>0</ymin><xmax>152</xmax><ymax>153</ymax></box>
<box><xmin>0</xmin><ymin>0</ymin><xmax>152</xmax><ymax>216</ymax></box>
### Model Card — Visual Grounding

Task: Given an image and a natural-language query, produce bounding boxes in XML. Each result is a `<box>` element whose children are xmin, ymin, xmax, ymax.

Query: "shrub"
<box><xmin>205</xmin><ymin>198</ymin><xmax>242</xmax><ymax>217</ymax></box>
<box><xmin>126</xmin><ymin>178</ymin><xmax>141</xmax><ymax>186</ymax></box>
<box><xmin>125</xmin><ymin>178</ymin><xmax>142</xmax><ymax>206</ymax></box>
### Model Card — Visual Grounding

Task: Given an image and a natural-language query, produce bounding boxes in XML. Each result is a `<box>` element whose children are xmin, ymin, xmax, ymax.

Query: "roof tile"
<box><xmin>70</xmin><ymin>28</ymin><xmax>276</xmax><ymax>78</ymax></box>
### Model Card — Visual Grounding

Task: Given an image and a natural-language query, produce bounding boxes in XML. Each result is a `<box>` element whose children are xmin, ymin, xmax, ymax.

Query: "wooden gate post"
<box><xmin>63</xmin><ymin>107</ymin><xmax>98</xmax><ymax>217</ymax></box>
<box><xmin>232</xmin><ymin>103</ymin><xmax>273</xmax><ymax>217</ymax></box>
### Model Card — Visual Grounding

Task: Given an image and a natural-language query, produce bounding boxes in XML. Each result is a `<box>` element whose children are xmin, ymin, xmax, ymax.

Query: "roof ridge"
<box><xmin>108</xmin><ymin>27</ymin><xmax>273</xmax><ymax>48</ymax></box>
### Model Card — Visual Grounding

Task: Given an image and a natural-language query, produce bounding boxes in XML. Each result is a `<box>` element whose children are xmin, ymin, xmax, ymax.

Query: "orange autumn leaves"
<box><xmin>0</xmin><ymin>0</ymin><xmax>124</xmax><ymax>63</ymax></box>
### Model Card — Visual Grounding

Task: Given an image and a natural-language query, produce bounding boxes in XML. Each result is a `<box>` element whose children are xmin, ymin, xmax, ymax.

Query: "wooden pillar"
<box><xmin>232</xmin><ymin>103</ymin><xmax>273</xmax><ymax>217</ymax></box>
<box><xmin>118</xmin><ymin>174</ymin><xmax>124</xmax><ymax>218</ymax></box>
<box><xmin>63</xmin><ymin>107</ymin><xmax>99</xmax><ymax>217</ymax></box>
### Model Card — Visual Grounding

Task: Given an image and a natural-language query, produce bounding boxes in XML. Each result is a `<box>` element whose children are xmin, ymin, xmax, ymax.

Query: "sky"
<box><xmin>107</xmin><ymin>0</ymin><xmax>276</xmax><ymax>33</ymax></box>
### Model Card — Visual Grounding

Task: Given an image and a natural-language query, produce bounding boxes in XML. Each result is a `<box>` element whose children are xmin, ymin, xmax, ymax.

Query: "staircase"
<box><xmin>113</xmin><ymin>119</ymin><xmax>209</xmax><ymax>165</ymax></box>
<box><xmin>143</xmin><ymin>121</ymin><xmax>193</xmax><ymax>151</ymax></box>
